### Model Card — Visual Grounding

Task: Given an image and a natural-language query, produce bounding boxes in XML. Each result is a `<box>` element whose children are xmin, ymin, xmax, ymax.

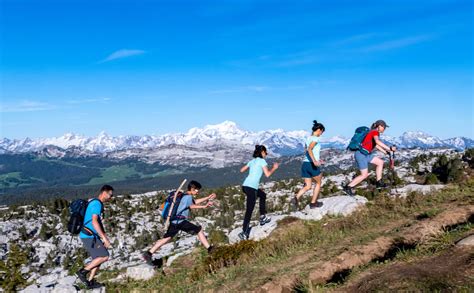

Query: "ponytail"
<box><xmin>253</xmin><ymin>145</ymin><xmax>267</xmax><ymax>158</ymax></box>
<box><xmin>371</xmin><ymin>120</ymin><xmax>388</xmax><ymax>130</ymax></box>
<box><xmin>312</xmin><ymin>120</ymin><xmax>326</xmax><ymax>132</ymax></box>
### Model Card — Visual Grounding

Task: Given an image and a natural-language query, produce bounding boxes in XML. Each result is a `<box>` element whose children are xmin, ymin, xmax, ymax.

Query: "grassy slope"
<box><xmin>86</xmin><ymin>165</ymin><xmax>138</xmax><ymax>185</ymax></box>
<box><xmin>328</xmin><ymin>222</ymin><xmax>473</xmax><ymax>292</ymax></box>
<box><xmin>107</xmin><ymin>178</ymin><xmax>474</xmax><ymax>292</ymax></box>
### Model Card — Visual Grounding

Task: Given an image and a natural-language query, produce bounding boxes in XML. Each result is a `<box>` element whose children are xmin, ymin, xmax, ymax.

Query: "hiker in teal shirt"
<box><xmin>242</xmin><ymin>157</ymin><xmax>268</xmax><ymax>189</ymax></box>
<box><xmin>80</xmin><ymin>200</ymin><xmax>103</xmax><ymax>239</ymax></box>
<box><xmin>292</xmin><ymin>120</ymin><xmax>326</xmax><ymax>210</ymax></box>
<box><xmin>239</xmin><ymin>145</ymin><xmax>279</xmax><ymax>240</ymax></box>
<box><xmin>76</xmin><ymin>185</ymin><xmax>114</xmax><ymax>289</ymax></box>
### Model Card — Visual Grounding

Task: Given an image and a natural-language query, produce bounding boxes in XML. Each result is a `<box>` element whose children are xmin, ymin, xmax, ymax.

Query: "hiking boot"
<box><xmin>76</xmin><ymin>269</ymin><xmax>90</xmax><ymax>287</ymax></box>
<box><xmin>309</xmin><ymin>202</ymin><xmax>323</xmax><ymax>209</ymax></box>
<box><xmin>207</xmin><ymin>245</ymin><xmax>215</xmax><ymax>254</ymax></box>
<box><xmin>151</xmin><ymin>258</ymin><xmax>164</xmax><ymax>268</ymax></box>
<box><xmin>343</xmin><ymin>185</ymin><xmax>355</xmax><ymax>196</ymax></box>
<box><xmin>259</xmin><ymin>215</ymin><xmax>271</xmax><ymax>226</ymax></box>
<box><xmin>142</xmin><ymin>251</ymin><xmax>154</xmax><ymax>266</ymax></box>
<box><xmin>376</xmin><ymin>180</ymin><xmax>387</xmax><ymax>189</ymax></box>
<box><xmin>87</xmin><ymin>280</ymin><xmax>104</xmax><ymax>289</ymax></box>
<box><xmin>238</xmin><ymin>231</ymin><xmax>248</xmax><ymax>240</ymax></box>
<box><xmin>290</xmin><ymin>196</ymin><xmax>299</xmax><ymax>211</ymax></box>
<box><xmin>238</xmin><ymin>227</ymin><xmax>251</xmax><ymax>240</ymax></box>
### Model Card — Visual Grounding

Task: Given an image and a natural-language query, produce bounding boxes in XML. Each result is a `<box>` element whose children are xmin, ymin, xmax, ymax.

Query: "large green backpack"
<box><xmin>347</xmin><ymin>126</ymin><xmax>370</xmax><ymax>155</ymax></box>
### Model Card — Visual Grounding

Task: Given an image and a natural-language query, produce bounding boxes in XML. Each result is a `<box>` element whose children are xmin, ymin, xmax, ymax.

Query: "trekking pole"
<box><xmin>389</xmin><ymin>146</ymin><xmax>396</xmax><ymax>170</ymax></box>
<box><xmin>164</xmin><ymin>179</ymin><xmax>187</xmax><ymax>231</ymax></box>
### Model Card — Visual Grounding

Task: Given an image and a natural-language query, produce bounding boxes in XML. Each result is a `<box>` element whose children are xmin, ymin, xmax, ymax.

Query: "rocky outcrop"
<box><xmin>228</xmin><ymin>195</ymin><xmax>368</xmax><ymax>244</ymax></box>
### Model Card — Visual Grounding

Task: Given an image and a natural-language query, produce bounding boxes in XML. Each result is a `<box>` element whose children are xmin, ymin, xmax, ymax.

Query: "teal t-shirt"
<box><xmin>79</xmin><ymin>199</ymin><xmax>103</xmax><ymax>239</ymax></box>
<box><xmin>243</xmin><ymin>158</ymin><xmax>268</xmax><ymax>189</ymax></box>
<box><xmin>303</xmin><ymin>136</ymin><xmax>321</xmax><ymax>162</ymax></box>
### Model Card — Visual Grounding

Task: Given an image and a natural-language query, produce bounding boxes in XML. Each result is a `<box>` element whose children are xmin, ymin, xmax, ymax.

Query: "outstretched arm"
<box><xmin>190</xmin><ymin>202</ymin><xmax>213</xmax><ymax>209</ymax></box>
<box><xmin>194</xmin><ymin>193</ymin><xmax>216</xmax><ymax>205</ymax></box>
<box><xmin>262</xmin><ymin>163</ymin><xmax>279</xmax><ymax>178</ymax></box>
<box><xmin>374</xmin><ymin>136</ymin><xmax>393</xmax><ymax>153</ymax></box>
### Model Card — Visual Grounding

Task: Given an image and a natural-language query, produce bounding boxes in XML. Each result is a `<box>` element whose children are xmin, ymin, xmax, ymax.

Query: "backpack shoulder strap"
<box><xmin>82</xmin><ymin>199</ymin><xmax>104</xmax><ymax>238</ymax></box>
<box><xmin>174</xmin><ymin>195</ymin><xmax>192</xmax><ymax>219</ymax></box>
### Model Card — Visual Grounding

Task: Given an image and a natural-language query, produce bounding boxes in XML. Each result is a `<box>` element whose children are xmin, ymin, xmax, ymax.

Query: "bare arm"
<box><xmin>375</xmin><ymin>144</ymin><xmax>388</xmax><ymax>155</ymax></box>
<box><xmin>92</xmin><ymin>215</ymin><xmax>106</xmax><ymax>239</ymax></box>
<box><xmin>194</xmin><ymin>198</ymin><xmax>207</xmax><ymax>205</ymax></box>
<box><xmin>190</xmin><ymin>203</ymin><xmax>212</xmax><ymax>209</ymax></box>
<box><xmin>374</xmin><ymin>136</ymin><xmax>392</xmax><ymax>152</ymax></box>
<box><xmin>194</xmin><ymin>193</ymin><xmax>216</xmax><ymax>205</ymax></box>
<box><xmin>240</xmin><ymin>165</ymin><xmax>249</xmax><ymax>173</ymax></box>
<box><xmin>307</xmin><ymin>141</ymin><xmax>320</xmax><ymax>165</ymax></box>
<box><xmin>262</xmin><ymin>163</ymin><xmax>279</xmax><ymax>178</ymax></box>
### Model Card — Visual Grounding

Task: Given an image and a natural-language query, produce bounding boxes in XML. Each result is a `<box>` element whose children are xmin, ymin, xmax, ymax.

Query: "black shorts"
<box><xmin>81</xmin><ymin>237</ymin><xmax>109</xmax><ymax>259</ymax></box>
<box><xmin>163</xmin><ymin>220</ymin><xmax>202</xmax><ymax>238</ymax></box>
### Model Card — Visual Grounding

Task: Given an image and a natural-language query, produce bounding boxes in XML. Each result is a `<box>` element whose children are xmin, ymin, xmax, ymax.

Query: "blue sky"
<box><xmin>0</xmin><ymin>0</ymin><xmax>472</xmax><ymax>139</ymax></box>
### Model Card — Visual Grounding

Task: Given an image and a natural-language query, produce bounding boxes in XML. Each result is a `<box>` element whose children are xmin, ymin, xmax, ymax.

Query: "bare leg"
<box><xmin>296</xmin><ymin>178</ymin><xmax>312</xmax><ymax>200</ymax></box>
<box><xmin>84</xmin><ymin>256</ymin><xmax>108</xmax><ymax>272</ymax></box>
<box><xmin>348</xmin><ymin>169</ymin><xmax>369</xmax><ymax>188</ymax></box>
<box><xmin>150</xmin><ymin>237</ymin><xmax>172</xmax><ymax>254</ymax></box>
<box><xmin>311</xmin><ymin>175</ymin><xmax>322</xmax><ymax>204</ymax></box>
<box><xmin>371</xmin><ymin>157</ymin><xmax>384</xmax><ymax>181</ymax></box>
<box><xmin>197</xmin><ymin>230</ymin><xmax>210</xmax><ymax>249</ymax></box>
<box><xmin>88</xmin><ymin>266</ymin><xmax>99</xmax><ymax>282</ymax></box>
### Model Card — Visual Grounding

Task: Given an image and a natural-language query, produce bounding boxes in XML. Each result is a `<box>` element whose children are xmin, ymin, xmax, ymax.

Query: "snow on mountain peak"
<box><xmin>204</xmin><ymin>121</ymin><xmax>243</xmax><ymax>134</ymax></box>
<box><xmin>97</xmin><ymin>131</ymin><xmax>110</xmax><ymax>138</ymax></box>
<box><xmin>0</xmin><ymin>122</ymin><xmax>472</xmax><ymax>156</ymax></box>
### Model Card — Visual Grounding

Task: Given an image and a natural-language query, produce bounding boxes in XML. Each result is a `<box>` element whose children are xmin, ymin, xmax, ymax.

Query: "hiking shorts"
<box><xmin>81</xmin><ymin>237</ymin><xmax>109</xmax><ymax>259</ymax></box>
<box><xmin>163</xmin><ymin>220</ymin><xmax>202</xmax><ymax>238</ymax></box>
<box><xmin>301</xmin><ymin>162</ymin><xmax>321</xmax><ymax>178</ymax></box>
<box><xmin>354</xmin><ymin>150</ymin><xmax>375</xmax><ymax>170</ymax></box>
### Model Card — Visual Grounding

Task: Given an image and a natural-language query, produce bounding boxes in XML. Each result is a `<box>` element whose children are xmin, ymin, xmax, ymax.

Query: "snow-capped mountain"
<box><xmin>442</xmin><ymin>137</ymin><xmax>474</xmax><ymax>150</ymax></box>
<box><xmin>0</xmin><ymin>121</ymin><xmax>472</xmax><ymax>159</ymax></box>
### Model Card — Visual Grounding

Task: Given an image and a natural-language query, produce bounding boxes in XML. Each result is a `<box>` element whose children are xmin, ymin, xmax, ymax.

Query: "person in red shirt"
<box><xmin>343</xmin><ymin>120</ymin><xmax>396</xmax><ymax>196</ymax></box>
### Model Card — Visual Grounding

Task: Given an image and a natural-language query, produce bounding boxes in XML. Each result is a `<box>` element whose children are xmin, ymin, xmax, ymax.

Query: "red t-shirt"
<box><xmin>361</xmin><ymin>130</ymin><xmax>379</xmax><ymax>153</ymax></box>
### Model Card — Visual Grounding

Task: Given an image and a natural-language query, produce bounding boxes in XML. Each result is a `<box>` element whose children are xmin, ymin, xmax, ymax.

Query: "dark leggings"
<box><xmin>242</xmin><ymin>186</ymin><xmax>267</xmax><ymax>233</ymax></box>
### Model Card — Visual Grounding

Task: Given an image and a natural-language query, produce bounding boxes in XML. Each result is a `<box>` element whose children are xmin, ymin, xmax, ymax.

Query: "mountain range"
<box><xmin>1</xmin><ymin>121</ymin><xmax>472</xmax><ymax>158</ymax></box>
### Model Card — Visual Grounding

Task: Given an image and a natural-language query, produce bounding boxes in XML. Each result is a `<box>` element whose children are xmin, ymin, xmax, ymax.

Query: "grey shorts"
<box><xmin>354</xmin><ymin>150</ymin><xmax>376</xmax><ymax>170</ymax></box>
<box><xmin>81</xmin><ymin>237</ymin><xmax>109</xmax><ymax>259</ymax></box>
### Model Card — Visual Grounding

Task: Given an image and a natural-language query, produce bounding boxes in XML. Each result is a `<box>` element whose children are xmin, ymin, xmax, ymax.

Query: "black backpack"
<box><xmin>67</xmin><ymin>198</ymin><xmax>102</xmax><ymax>235</ymax></box>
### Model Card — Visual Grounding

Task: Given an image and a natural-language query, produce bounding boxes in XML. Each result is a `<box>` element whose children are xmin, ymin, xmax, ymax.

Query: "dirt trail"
<box><xmin>258</xmin><ymin>205</ymin><xmax>474</xmax><ymax>292</ymax></box>
<box><xmin>215</xmin><ymin>217</ymin><xmax>407</xmax><ymax>292</ymax></box>
<box><xmin>339</xmin><ymin>245</ymin><xmax>474</xmax><ymax>292</ymax></box>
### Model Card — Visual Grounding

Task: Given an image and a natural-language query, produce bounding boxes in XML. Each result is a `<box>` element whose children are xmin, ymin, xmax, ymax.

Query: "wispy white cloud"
<box><xmin>99</xmin><ymin>49</ymin><xmax>146</xmax><ymax>63</ymax></box>
<box><xmin>0</xmin><ymin>100</ymin><xmax>57</xmax><ymax>113</ymax></box>
<box><xmin>66</xmin><ymin>97</ymin><xmax>112</xmax><ymax>104</ymax></box>
<box><xmin>1</xmin><ymin>97</ymin><xmax>114</xmax><ymax>113</ymax></box>
<box><xmin>227</xmin><ymin>32</ymin><xmax>436</xmax><ymax>69</ymax></box>
<box><xmin>209</xmin><ymin>84</ymin><xmax>309</xmax><ymax>95</ymax></box>
<box><xmin>227</xmin><ymin>50</ymin><xmax>322</xmax><ymax>68</ymax></box>
<box><xmin>358</xmin><ymin>34</ymin><xmax>435</xmax><ymax>52</ymax></box>
<box><xmin>274</xmin><ymin>54</ymin><xmax>320</xmax><ymax>67</ymax></box>
<box><xmin>209</xmin><ymin>86</ymin><xmax>270</xmax><ymax>94</ymax></box>
<box><xmin>331</xmin><ymin>32</ymin><xmax>382</xmax><ymax>47</ymax></box>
